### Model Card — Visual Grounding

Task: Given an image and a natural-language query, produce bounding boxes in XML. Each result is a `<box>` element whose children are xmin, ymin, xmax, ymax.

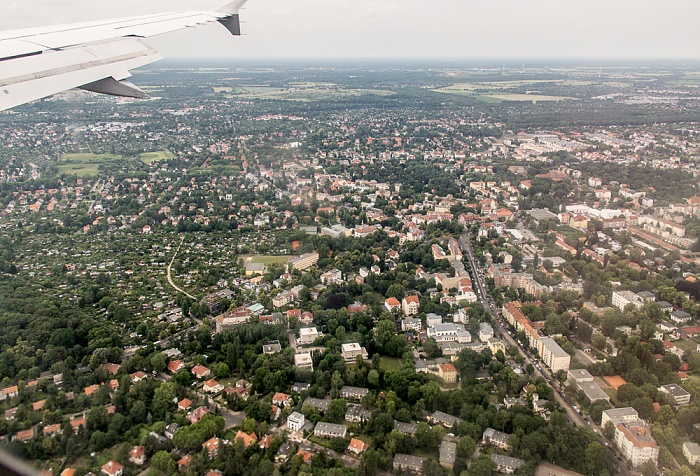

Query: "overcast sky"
<box><xmin>1</xmin><ymin>0</ymin><xmax>699</xmax><ymax>59</ymax></box>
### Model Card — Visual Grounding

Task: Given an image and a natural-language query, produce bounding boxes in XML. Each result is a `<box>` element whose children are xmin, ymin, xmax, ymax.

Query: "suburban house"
<box><xmin>340</xmin><ymin>386</ymin><xmax>369</xmax><ymax>400</ymax></box>
<box><xmin>314</xmin><ymin>422</ymin><xmax>347</xmax><ymax>439</ymax></box>
<box><xmin>203</xmin><ymin>379</ymin><xmax>224</xmax><ymax>393</ymax></box>
<box><xmin>438</xmin><ymin>363</ymin><xmax>458</xmax><ymax>384</ymax></box>
<box><xmin>167</xmin><ymin>360</ymin><xmax>185</xmax><ymax>373</ymax></box>
<box><xmin>272</xmin><ymin>392</ymin><xmax>291</xmax><ymax>407</ymax></box>
<box><xmin>482</xmin><ymin>427</ymin><xmax>512</xmax><ymax>450</ymax></box>
<box><xmin>429</xmin><ymin>410</ymin><xmax>462</xmax><ymax>429</ymax></box>
<box><xmin>341</xmin><ymin>343</ymin><xmax>369</xmax><ymax>362</ymax></box>
<box><xmin>129</xmin><ymin>446</ymin><xmax>146</xmax><ymax>466</ymax></box>
<box><xmin>348</xmin><ymin>438</ymin><xmax>369</xmax><ymax>455</ymax></box>
<box><xmin>402</xmin><ymin>296</ymin><xmax>420</xmax><ymax>316</ymax></box>
<box><xmin>393</xmin><ymin>454</ymin><xmax>425</xmax><ymax>474</ymax></box>
<box><xmin>491</xmin><ymin>454</ymin><xmax>525</xmax><ymax>474</ymax></box>
<box><xmin>191</xmin><ymin>364</ymin><xmax>211</xmax><ymax>379</ymax></box>
<box><xmin>202</xmin><ymin>436</ymin><xmax>220</xmax><ymax>458</ymax></box>
<box><xmin>287</xmin><ymin>412</ymin><xmax>305</xmax><ymax>432</ymax></box>
<box><xmin>101</xmin><ymin>461</ymin><xmax>123</xmax><ymax>476</ymax></box>
<box><xmin>294</xmin><ymin>352</ymin><xmax>314</xmax><ymax>370</ymax></box>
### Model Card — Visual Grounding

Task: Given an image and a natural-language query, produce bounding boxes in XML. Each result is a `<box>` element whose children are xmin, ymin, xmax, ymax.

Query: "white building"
<box><xmin>298</xmin><ymin>327</ymin><xmax>322</xmax><ymax>345</ymax></box>
<box><xmin>683</xmin><ymin>442</ymin><xmax>700</xmax><ymax>466</ymax></box>
<box><xmin>612</xmin><ymin>290</ymin><xmax>644</xmax><ymax>311</ymax></box>
<box><xmin>294</xmin><ymin>352</ymin><xmax>314</xmax><ymax>370</ymax></box>
<box><xmin>427</xmin><ymin>323</ymin><xmax>471</xmax><ymax>344</ymax></box>
<box><xmin>538</xmin><ymin>337</ymin><xmax>571</xmax><ymax>372</ymax></box>
<box><xmin>478</xmin><ymin>322</ymin><xmax>494</xmax><ymax>342</ymax></box>
<box><xmin>659</xmin><ymin>384</ymin><xmax>691</xmax><ymax>406</ymax></box>
<box><xmin>402</xmin><ymin>296</ymin><xmax>420</xmax><ymax>316</ymax></box>
<box><xmin>401</xmin><ymin>318</ymin><xmax>422</xmax><ymax>332</ymax></box>
<box><xmin>613</xmin><ymin>419</ymin><xmax>659</xmax><ymax>467</ymax></box>
<box><xmin>341</xmin><ymin>343</ymin><xmax>369</xmax><ymax>363</ymax></box>
<box><xmin>426</xmin><ymin>313</ymin><xmax>442</xmax><ymax>328</ymax></box>
<box><xmin>601</xmin><ymin>407</ymin><xmax>639</xmax><ymax>429</ymax></box>
<box><xmin>314</xmin><ymin>422</ymin><xmax>347</xmax><ymax>439</ymax></box>
<box><xmin>287</xmin><ymin>412</ymin><xmax>305</xmax><ymax>432</ymax></box>
<box><xmin>603</xmin><ymin>407</ymin><xmax>659</xmax><ymax>468</ymax></box>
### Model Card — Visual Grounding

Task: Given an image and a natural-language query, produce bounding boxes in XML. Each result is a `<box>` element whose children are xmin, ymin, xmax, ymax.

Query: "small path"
<box><xmin>167</xmin><ymin>237</ymin><xmax>195</xmax><ymax>300</ymax></box>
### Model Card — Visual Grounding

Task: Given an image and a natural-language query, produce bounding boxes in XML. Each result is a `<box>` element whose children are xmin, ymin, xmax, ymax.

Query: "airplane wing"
<box><xmin>0</xmin><ymin>0</ymin><xmax>248</xmax><ymax>111</ymax></box>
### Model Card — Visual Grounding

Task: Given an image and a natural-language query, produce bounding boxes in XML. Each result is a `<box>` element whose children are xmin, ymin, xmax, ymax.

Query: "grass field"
<box><xmin>59</xmin><ymin>150</ymin><xmax>174</xmax><ymax>177</ymax></box>
<box><xmin>379</xmin><ymin>356</ymin><xmax>402</xmax><ymax>372</ymax></box>
<box><xmin>433</xmin><ymin>80</ymin><xmax>578</xmax><ymax>103</ymax></box>
<box><xmin>139</xmin><ymin>150</ymin><xmax>175</xmax><ymax>163</ymax></box>
<box><xmin>215</xmin><ymin>84</ymin><xmax>394</xmax><ymax>102</ymax></box>
<box><xmin>58</xmin><ymin>153</ymin><xmax>122</xmax><ymax>177</ymax></box>
<box><xmin>674</xmin><ymin>338</ymin><xmax>699</xmax><ymax>353</ymax></box>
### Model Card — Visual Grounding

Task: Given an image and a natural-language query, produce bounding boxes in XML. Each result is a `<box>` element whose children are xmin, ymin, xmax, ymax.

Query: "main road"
<box><xmin>458</xmin><ymin>232</ymin><xmax>632</xmax><ymax>475</ymax></box>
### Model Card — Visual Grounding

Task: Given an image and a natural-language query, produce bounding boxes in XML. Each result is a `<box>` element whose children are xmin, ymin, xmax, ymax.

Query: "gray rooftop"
<box><xmin>393</xmin><ymin>453</ymin><xmax>425</xmax><ymax>469</ymax></box>
<box><xmin>439</xmin><ymin>440</ymin><xmax>457</xmax><ymax>465</ymax></box>
<box><xmin>578</xmin><ymin>381</ymin><xmax>610</xmax><ymax>402</ymax></box>
<box><xmin>491</xmin><ymin>453</ymin><xmax>525</xmax><ymax>470</ymax></box>
<box><xmin>684</xmin><ymin>441</ymin><xmax>700</xmax><ymax>456</ymax></box>
<box><xmin>660</xmin><ymin>383</ymin><xmax>691</xmax><ymax>398</ymax></box>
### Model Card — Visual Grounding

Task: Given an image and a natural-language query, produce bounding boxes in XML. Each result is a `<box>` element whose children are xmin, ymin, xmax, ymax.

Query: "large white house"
<box><xmin>287</xmin><ymin>412</ymin><xmax>305</xmax><ymax>432</ymax></box>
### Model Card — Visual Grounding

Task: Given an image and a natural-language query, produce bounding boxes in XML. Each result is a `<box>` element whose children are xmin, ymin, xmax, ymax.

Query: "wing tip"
<box><xmin>215</xmin><ymin>0</ymin><xmax>248</xmax><ymax>15</ymax></box>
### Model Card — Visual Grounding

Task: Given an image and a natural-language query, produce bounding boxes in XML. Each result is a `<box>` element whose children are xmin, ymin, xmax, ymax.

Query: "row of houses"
<box><xmin>502</xmin><ymin>302</ymin><xmax>571</xmax><ymax>372</ymax></box>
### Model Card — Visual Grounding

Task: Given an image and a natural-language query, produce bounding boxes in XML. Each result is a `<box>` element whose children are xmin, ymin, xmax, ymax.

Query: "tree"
<box><xmin>415</xmin><ymin>422</ymin><xmax>440</xmax><ymax>451</ymax></box>
<box><xmin>457</xmin><ymin>436</ymin><xmax>476</xmax><ymax>458</ymax></box>
<box><xmin>423</xmin><ymin>338</ymin><xmax>442</xmax><ymax>358</ymax></box>
<box><xmin>328</xmin><ymin>399</ymin><xmax>347</xmax><ymax>424</ymax></box>
<box><xmin>386</xmin><ymin>283</ymin><xmax>406</xmax><ymax>301</ymax></box>
<box><xmin>358</xmin><ymin>449</ymin><xmax>379</xmax><ymax>476</ymax></box>
<box><xmin>329</xmin><ymin>437</ymin><xmax>349</xmax><ymax>453</ymax></box>
<box><xmin>423</xmin><ymin>459</ymin><xmax>445</xmax><ymax>476</ymax></box>
<box><xmin>368</xmin><ymin>369</ymin><xmax>380</xmax><ymax>388</ymax></box>
<box><xmin>468</xmin><ymin>454</ymin><xmax>495</xmax><ymax>476</ymax></box>
<box><xmin>215</xmin><ymin>362</ymin><xmax>230</xmax><ymax>378</ymax></box>
<box><xmin>152</xmin><ymin>382</ymin><xmax>176</xmax><ymax>419</ymax></box>
<box><xmin>151</xmin><ymin>450</ymin><xmax>176</xmax><ymax>473</ymax></box>
<box><xmin>641</xmin><ymin>460</ymin><xmax>658</xmax><ymax>476</ymax></box>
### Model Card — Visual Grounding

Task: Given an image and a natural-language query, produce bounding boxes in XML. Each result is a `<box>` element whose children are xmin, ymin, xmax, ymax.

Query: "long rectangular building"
<box><xmin>503</xmin><ymin>302</ymin><xmax>570</xmax><ymax>372</ymax></box>
<box><xmin>537</xmin><ymin>337</ymin><xmax>571</xmax><ymax>372</ymax></box>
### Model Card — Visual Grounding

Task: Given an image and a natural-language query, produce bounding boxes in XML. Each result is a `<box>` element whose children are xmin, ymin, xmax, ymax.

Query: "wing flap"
<box><xmin>0</xmin><ymin>38</ymin><xmax>161</xmax><ymax>111</ymax></box>
<box><xmin>0</xmin><ymin>39</ymin><xmax>44</xmax><ymax>60</ymax></box>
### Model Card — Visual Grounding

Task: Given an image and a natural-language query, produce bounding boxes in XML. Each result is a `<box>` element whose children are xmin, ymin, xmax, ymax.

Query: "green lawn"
<box><xmin>58</xmin><ymin>150</ymin><xmax>174</xmax><ymax>177</ymax></box>
<box><xmin>58</xmin><ymin>153</ymin><xmax>123</xmax><ymax>177</ymax></box>
<box><xmin>379</xmin><ymin>356</ymin><xmax>402</xmax><ymax>372</ymax></box>
<box><xmin>674</xmin><ymin>338</ymin><xmax>699</xmax><ymax>353</ymax></box>
<box><xmin>249</xmin><ymin>255</ymin><xmax>292</xmax><ymax>265</ymax></box>
<box><xmin>309</xmin><ymin>436</ymin><xmax>332</xmax><ymax>448</ymax></box>
<box><xmin>139</xmin><ymin>150</ymin><xmax>175</xmax><ymax>163</ymax></box>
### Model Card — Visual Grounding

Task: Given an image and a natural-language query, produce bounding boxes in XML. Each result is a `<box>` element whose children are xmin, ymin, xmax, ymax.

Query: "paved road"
<box><xmin>458</xmin><ymin>232</ymin><xmax>634</xmax><ymax>476</ymax></box>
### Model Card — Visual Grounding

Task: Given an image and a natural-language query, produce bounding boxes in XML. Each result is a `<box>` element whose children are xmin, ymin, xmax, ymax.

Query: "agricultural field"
<box><xmin>213</xmin><ymin>83</ymin><xmax>394</xmax><ymax>101</ymax></box>
<box><xmin>434</xmin><ymin>81</ymin><xmax>578</xmax><ymax>103</ymax></box>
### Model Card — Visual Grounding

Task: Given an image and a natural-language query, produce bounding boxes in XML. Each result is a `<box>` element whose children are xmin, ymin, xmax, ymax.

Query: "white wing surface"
<box><xmin>0</xmin><ymin>0</ymin><xmax>247</xmax><ymax>111</ymax></box>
